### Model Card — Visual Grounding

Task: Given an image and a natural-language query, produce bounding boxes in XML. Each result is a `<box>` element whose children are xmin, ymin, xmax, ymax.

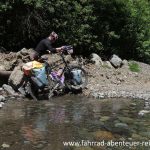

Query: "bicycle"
<box><xmin>22</xmin><ymin>46</ymin><xmax>88</xmax><ymax>100</ymax></box>
<box><xmin>46</xmin><ymin>46</ymin><xmax>88</xmax><ymax>99</ymax></box>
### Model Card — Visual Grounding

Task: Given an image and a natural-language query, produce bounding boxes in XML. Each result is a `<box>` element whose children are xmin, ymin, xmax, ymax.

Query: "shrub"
<box><xmin>128</xmin><ymin>61</ymin><xmax>140</xmax><ymax>72</ymax></box>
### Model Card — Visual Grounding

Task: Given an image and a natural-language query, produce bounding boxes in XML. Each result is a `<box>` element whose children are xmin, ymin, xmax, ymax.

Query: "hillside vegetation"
<box><xmin>0</xmin><ymin>0</ymin><xmax>150</xmax><ymax>62</ymax></box>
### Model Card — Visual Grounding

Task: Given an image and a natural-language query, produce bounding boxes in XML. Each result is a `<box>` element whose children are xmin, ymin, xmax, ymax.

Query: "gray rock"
<box><xmin>8</xmin><ymin>65</ymin><xmax>24</xmax><ymax>91</ymax></box>
<box><xmin>138</xmin><ymin>110</ymin><xmax>150</xmax><ymax>116</ymax></box>
<box><xmin>0</xmin><ymin>95</ymin><xmax>5</xmax><ymax>102</ymax></box>
<box><xmin>114</xmin><ymin>122</ymin><xmax>129</xmax><ymax>129</ymax></box>
<box><xmin>20</xmin><ymin>48</ymin><xmax>29</xmax><ymax>56</ymax></box>
<box><xmin>3</xmin><ymin>61</ymin><xmax>13</xmax><ymax>71</ymax></box>
<box><xmin>140</xmin><ymin>132</ymin><xmax>150</xmax><ymax>138</ymax></box>
<box><xmin>65</xmin><ymin>55</ymin><xmax>74</xmax><ymax>62</ymax></box>
<box><xmin>90</xmin><ymin>53</ymin><xmax>103</xmax><ymax>66</ymax></box>
<box><xmin>16</xmin><ymin>48</ymin><xmax>29</xmax><ymax>57</ymax></box>
<box><xmin>110</xmin><ymin>54</ymin><xmax>122</xmax><ymax>68</ymax></box>
<box><xmin>2</xmin><ymin>143</ymin><xmax>10</xmax><ymax>148</ymax></box>
<box><xmin>0</xmin><ymin>65</ymin><xmax>5</xmax><ymax>70</ymax></box>
<box><xmin>2</xmin><ymin>84</ymin><xmax>18</xmax><ymax>96</ymax></box>
<box><xmin>105</xmin><ymin>61</ymin><xmax>113</xmax><ymax>69</ymax></box>
<box><xmin>122</xmin><ymin>59</ymin><xmax>128</xmax><ymax>66</ymax></box>
<box><xmin>118</xmin><ymin>117</ymin><xmax>133</xmax><ymax>124</ymax></box>
<box><xmin>0</xmin><ymin>103</ymin><xmax>2</xmax><ymax>108</ymax></box>
<box><xmin>113</xmin><ymin>122</ymin><xmax>130</xmax><ymax>136</ymax></box>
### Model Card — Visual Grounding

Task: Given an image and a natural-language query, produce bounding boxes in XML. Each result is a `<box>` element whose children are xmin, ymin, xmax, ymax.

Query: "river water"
<box><xmin>0</xmin><ymin>95</ymin><xmax>150</xmax><ymax>150</ymax></box>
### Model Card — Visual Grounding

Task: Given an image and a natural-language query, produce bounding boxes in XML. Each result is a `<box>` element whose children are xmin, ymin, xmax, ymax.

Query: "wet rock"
<box><xmin>118</xmin><ymin>117</ymin><xmax>134</xmax><ymax>124</ymax></box>
<box><xmin>110</xmin><ymin>54</ymin><xmax>122</xmax><ymax>68</ymax></box>
<box><xmin>122</xmin><ymin>59</ymin><xmax>128</xmax><ymax>66</ymax></box>
<box><xmin>92</xmin><ymin>130</ymin><xmax>114</xmax><ymax>140</ymax></box>
<box><xmin>113</xmin><ymin>123</ymin><xmax>130</xmax><ymax>135</ymax></box>
<box><xmin>90</xmin><ymin>53</ymin><xmax>103</xmax><ymax>66</ymax></box>
<box><xmin>34</xmin><ymin>143</ymin><xmax>44</xmax><ymax>149</ymax></box>
<box><xmin>100</xmin><ymin>116</ymin><xmax>110</xmax><ymax>122</ymax></box>
<box><xmin>0</xmin><ymin>102</ymin><xmax>4</xmax><ymax>108</ymax></box>
<box><xmin>131</xmin><ymin>133</ymin><xmax>147</xmax><ymax>140</ymax></box>
<box><xmin>138</xmin><ymin>110</ymin><xmax>150</xmax><ymax>116</ymax></box>
<box><xmin>8</xmin><ymin>65</ymin><xmax>24</xmax><ymax>91</ymax></box>
<box><xmin>114</xmin><ymin>122</ymin><xmax>128</xmax><ymax>128</ymax></box>
<box><xmin>2</xmin><ymin>84</ymin><xmax>18</xmax><ymax>96</ymax></box>
<box><xmin>0</xmin><ymin>95</ymin><xmax>5</xmax><ymax>102</ymax></box>
<box><xmin>1</xmin><ymin>143</ymin><xmax>10</xmax><ymax>148</ymax></box>
<box><xmin>140</xmin><ymin>132</ymin><xmax>150</xmax><ymax>138</ymax></box>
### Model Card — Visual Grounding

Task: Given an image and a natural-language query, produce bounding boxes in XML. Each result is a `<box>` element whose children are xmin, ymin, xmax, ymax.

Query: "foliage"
<box><xmin>0</xmin><ymin>0</ymin><xmax>150</xmax><ymax>63</ymax></box>
<box><xmin>128</xmin><ymin>61</ymin><xmax>140</xmax><ymax>72</ymax></box>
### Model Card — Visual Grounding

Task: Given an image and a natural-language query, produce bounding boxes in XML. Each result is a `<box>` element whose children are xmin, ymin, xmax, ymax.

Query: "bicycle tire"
<box><xmin>64</xmin><ymin>65</ymin><xmax>88</xmax><ymax>90</ymax></box>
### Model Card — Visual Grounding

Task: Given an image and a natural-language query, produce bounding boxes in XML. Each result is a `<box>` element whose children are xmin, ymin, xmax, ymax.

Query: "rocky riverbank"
<box><xmin>83</xmin><ymin>57</ymin><xmax>150</xmax><ymax>110</ymax></box>
<box><xmin>0</xmin><ymin>48</ymin><xmax>150</xmax><ymax>110</ymax></box>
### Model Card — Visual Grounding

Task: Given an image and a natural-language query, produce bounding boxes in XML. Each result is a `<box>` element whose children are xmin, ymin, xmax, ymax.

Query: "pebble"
<box><xmin>0</xmin><ymin>102</ymin><xmax>4</xmax><ymax>108</ymax></box>
<box><xmin>0</xmin><ymin>95</ymin><xmax>5</xmax><ymax>102</ymax></box>
<box><xmin>91</xmin><ymin>90</ymin><xmax>150</xmax><ymax>105</ymax></box>
<box><xmin>2</xmin><ymin>143</ymin><xmax>10</xmax><ymax>148</ymax></box>
<box><xmin>138</xmin><ymin>110</ymin><xmax>150</xmax><ymax>116</ymax></box>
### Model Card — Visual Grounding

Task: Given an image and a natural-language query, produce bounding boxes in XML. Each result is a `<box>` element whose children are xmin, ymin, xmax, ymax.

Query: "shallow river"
<box><xmin>0</xmin><ymin>95</ymin><xmax>150</xmax><ymax>150</ymax></box>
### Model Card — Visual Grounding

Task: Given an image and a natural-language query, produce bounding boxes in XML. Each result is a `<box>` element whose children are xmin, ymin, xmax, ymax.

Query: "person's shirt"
<box><xmin>35</xmin><ymin>38</ymin><xmax>56</xmax><ymax>56</ymax></box>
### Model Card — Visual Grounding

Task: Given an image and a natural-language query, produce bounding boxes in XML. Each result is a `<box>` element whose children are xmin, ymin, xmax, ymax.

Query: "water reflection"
<box><xmin>0</xmin><ymin>96</ymin><xmax>149</xmax><ymax>150</ymax></box>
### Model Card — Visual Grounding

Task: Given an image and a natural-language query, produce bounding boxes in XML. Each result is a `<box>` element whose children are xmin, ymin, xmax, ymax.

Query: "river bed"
<box><xmin>0</xmin><ymin>95</ymin><xmax>150</xmax><ymax>150</ymax></box>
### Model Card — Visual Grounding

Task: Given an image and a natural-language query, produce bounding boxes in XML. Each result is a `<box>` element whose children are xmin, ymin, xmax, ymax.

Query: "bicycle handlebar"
<box><xmin>62</xmin><ymin>45</ymin><xmax>73</xmax><ymax>54</ymax></box>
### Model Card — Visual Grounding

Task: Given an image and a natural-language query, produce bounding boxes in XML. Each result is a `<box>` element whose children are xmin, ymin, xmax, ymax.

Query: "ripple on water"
<box><xmin>0</xmin><ymin>96</ymin><xmax>149</xmax><ymax>150</ymax></box>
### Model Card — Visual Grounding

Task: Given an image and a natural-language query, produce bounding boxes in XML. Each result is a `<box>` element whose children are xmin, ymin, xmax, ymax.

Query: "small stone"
<box><xmin>2</xmin><ymin>143</ymin><xmax>10</xmax><ymax>148</ymax></box>
<box><xmin>138</xmin><ymin>110</ymin><xmax>150</xmax><ymax>116</ymax></box>
<box><xmin>92</xmin><ymin>130</ymin><xmax>114</xmax><ymax>140</ymax></box>
<box><xmin>118</xmin><ymin>117</ymin><xmax>134</xmax><ymax>124</ymax></box>
<box><xmin>100</xmin><ymin>116</ymin><xmax>110</xmax><ymax>122</ymax></box>
<box><xmin>2</xmin><ymin>84</ymin><xmax>18</xmax><ymax>96</ymax></box>
<box><xmin>0</xmin><ymin>103</ymin><xmax>3</xmax><ymax>108</ymax></box>
<box><xmin>114</xmin><ymin>123</ymin><xmax>128</xmax><ymax>129</ymax></box>
<box><xmin>0</xmin><ymin>95</ymin><xmax>5</xmax><ymax>102</ymax></box>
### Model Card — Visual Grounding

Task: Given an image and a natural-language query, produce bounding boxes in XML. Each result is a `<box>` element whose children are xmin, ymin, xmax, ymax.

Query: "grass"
<box><xmin>102</xmin><ymin>64</ymin><xmax>111</xmax><ymax>69</ymax></box>
<box><xmin>128</xmin><ymin>61</ymin><xmax>140</xmax><ymax>72</ymax></box>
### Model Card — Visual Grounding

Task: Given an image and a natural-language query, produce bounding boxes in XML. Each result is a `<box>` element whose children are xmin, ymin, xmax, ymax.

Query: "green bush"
<box><xmin>0</xmin><ymin>0</ymin><xmax>149</xmax><ymax>63</ymax></box>
<box><xmin>128</xmin><ymin>62</ymin><xmax>140</xmax><ymax>72</ymax></box>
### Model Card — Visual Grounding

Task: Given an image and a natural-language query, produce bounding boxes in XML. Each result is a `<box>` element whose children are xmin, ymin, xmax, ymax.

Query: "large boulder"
<box><xmin>2</xmin><ymin>84</ymin><xmax>18</xmax><ymax>96</ymax></box>
<box><xmin>90</xmin><ymin>53</ymin><xmax>103</xmax><ymax>66</ymax></box>
<box><xmin>0</xmin><ymin>52</ymin><xmax>17</xmax><ymax>71</ymax></box>
<box><xmin>8</xmin><ymin>65</ymin><xmax>24</xmax><ymax>91</ymax></box>
<box><xmin>17</xmin><ymin>48</ymin><xmax>34</xmax><ymax>63</ymax></box>
<box><xmin>110</xmin><ymin>54</ymin><xmax>122</xmax><ymax>68</ymax></box>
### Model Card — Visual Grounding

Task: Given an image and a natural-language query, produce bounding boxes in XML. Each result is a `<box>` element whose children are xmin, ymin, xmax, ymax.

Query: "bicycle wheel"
<box><xmin>64</xmin><ymin>65</ymin><xmax>88</xmax><ymax>90</ymax></box>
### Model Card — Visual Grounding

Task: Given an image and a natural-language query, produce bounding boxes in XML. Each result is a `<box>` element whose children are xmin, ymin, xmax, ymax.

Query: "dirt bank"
<box><xmin>0</xmin><ymin>50</ymin><xmax>150</xmax><ymax>107</ymax></box>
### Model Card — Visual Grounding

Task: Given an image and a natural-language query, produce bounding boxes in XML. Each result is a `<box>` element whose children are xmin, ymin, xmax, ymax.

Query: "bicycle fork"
<box><xmin>48</xmin><ymin>82</ymin><xmax>60</xmax><ymax>99</ymax></box>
